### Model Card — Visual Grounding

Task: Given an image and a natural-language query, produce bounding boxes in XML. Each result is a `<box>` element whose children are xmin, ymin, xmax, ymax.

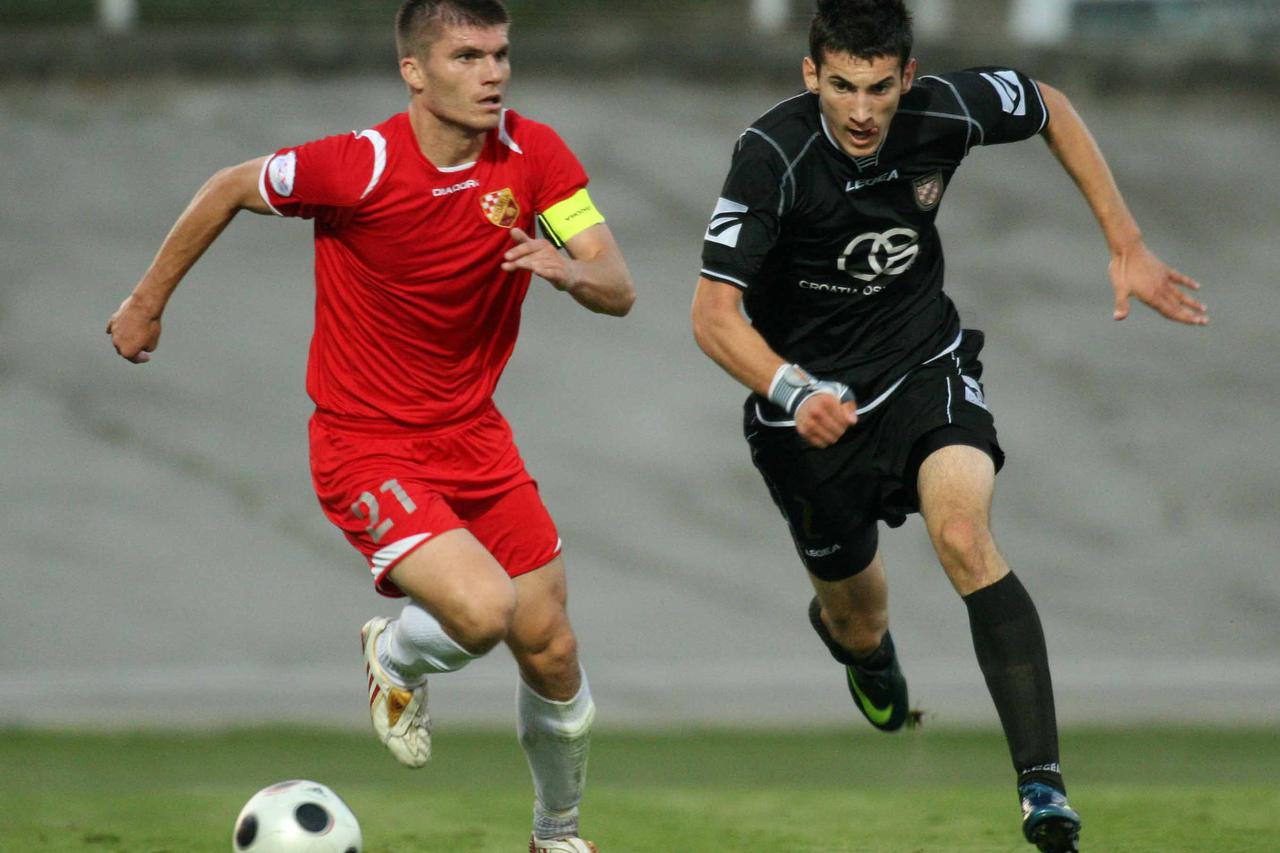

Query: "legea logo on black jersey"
<box><xmin>705</xmin><ymin>197</ymin><xmax>748</xmax><ymax>248</ymax></box>
<box><xmin>846</xmin><ymin>169</ymin><xmax>899</xmax><ymax>193</ymax></box>
<box><xmin>837</xmin><ymin>227</ymin><xmax>920</xmax><ymax>283</ymax></box>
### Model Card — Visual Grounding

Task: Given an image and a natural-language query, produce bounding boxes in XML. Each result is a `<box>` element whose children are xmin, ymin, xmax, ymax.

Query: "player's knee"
<box><xmin>450</xmin><ymin>588</ymin><xmax>517</xmax><ymax>654</ymax></box>
<box><xmin>933</xmin><ymin>514</ymin><xmax>991</xmax><ymax>572</ymax></box>
<box><xmin>523</xmin><ymin>628</ymin><xmax>580</xmax><ymax>680</ymax></box>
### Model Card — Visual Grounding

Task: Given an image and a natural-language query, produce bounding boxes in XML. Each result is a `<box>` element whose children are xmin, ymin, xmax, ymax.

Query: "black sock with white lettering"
<box><xmin>963</xmin><ymin>572</ymin><xmax>1065</xmax><ymax>793</ymax></box>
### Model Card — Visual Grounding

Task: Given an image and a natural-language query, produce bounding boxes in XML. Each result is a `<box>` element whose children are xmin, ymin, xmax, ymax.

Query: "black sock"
<box><xmin>963</xmin><ymin>573</ymin><xmax>1065</xmax><ymax>793</ymax></box>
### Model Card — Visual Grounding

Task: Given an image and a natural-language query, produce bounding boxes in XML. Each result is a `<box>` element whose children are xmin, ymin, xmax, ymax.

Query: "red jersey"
<box><xmin>259</xmin><ymin>109</ymin><xmax>590</xmax><ymax>430</ymax></box>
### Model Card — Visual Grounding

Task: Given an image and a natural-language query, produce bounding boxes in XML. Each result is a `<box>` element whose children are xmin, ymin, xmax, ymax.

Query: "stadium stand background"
<box><xmin>3</xmin><ymin>0</ymin><xmax>1279</xmax><ymax>90</ymax></box>
<box><xmin>3</xmin><ymin>0</ymin><xmax>1277</xmax><ymax>728</ymax></box>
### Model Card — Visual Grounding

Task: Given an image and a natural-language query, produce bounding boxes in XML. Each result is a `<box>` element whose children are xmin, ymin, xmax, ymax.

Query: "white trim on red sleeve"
<box><xmin>257</xmin><ymin>155</ymin><xmax>284</xmax><ymax>217</ymax></box>
<box><xmin>356</xmin><ymin>129</ymin><xmax>388</xmax><ymax>199</ymax></box>
<box><xmin>497</xmin><ymin>109</ymin><xmax>523</xmax><ymax>155</ymax></box>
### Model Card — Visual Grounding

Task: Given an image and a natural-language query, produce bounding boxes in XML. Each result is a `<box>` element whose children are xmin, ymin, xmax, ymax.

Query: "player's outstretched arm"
<box><xmin>107</xmin><ymin>157</ymin><xmax>274</xmax><ymax>363</ymax></box>
<box><xmin>692</xmin><ymin>276</ymin><xmax>856</xmax><ymax>448</ymax></box>
<box><xmin>501</xmin><ymin>223</ymin><xmax>635</xmax><ymax>317</ymax></box>
<box><xmin>1038</xmin><ymin>83</ymin><xmax>1208</xmax><ymax>326</ymax></box>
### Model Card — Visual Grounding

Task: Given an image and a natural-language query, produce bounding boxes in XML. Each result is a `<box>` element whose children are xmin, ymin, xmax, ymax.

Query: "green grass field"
<box><xmin>2</xmin><ymin>726</ymin><xmax>1277</xmax><ymax>852</ymax></box>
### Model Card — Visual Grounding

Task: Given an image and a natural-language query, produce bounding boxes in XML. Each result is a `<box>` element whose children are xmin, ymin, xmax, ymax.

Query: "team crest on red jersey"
<box><xmin>481</xmin><ymin>187</ymin><xmax>520</xmax><ymax>228</ymax></box>
<box><xmin>913</xmin><ymin>172</ymin><xmax>945</xmax><ymax>211</ymax></box>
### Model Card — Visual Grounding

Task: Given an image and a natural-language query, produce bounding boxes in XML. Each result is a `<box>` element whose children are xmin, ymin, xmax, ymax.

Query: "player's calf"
<box><xmin>517</xmin><ymin>671</ymin><xmax>596</xmax><ymax>843</ymax></box>
<box><xmin>818</xmin><ymin>600</ymin><xmax>888</xmax><ymax>658</ymax></box>
<box><xmin>808</xmin><ymin>597</ymin><xmax>912</xmax><ymax>732</ymax></box>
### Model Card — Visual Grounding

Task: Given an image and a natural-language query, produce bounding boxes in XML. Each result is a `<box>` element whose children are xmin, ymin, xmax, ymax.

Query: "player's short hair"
<box><xmin>809</xmin><ymin>0</ymin><xmax>913</xmax><ymax>70</ymax></box>
<box><xmin>395</xmin><ymin>0</ymin><xmax>511</xmax><ymax>59</ymax></box>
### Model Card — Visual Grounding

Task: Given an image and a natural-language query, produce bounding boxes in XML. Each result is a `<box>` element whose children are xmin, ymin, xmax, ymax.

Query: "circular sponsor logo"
<box><xmin>837</xmin><ymin>227</ymin><xmax>920</xmax><ymax>283</ymax></box>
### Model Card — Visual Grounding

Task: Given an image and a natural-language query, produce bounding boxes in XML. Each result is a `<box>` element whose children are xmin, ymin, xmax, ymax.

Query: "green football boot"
<box><xmin>808</xmin><ymin>596</ymin><xmax>911</xmax><ymax>732</ymax></box>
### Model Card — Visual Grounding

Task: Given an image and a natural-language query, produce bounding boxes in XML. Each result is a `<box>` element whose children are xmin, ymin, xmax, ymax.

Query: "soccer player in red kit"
<box><xmin>106</xmin><ymin>2</ymin><xmax>634</xmax><ymax>850</ymax></box>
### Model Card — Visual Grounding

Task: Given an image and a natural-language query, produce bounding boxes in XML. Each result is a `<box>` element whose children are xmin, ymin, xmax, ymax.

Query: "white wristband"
<box><xmin>767</xmin><ymin>363</ymin><xmax>853</xmax><ymax>416</ymax></box>
<box><xmin>767</xmin><ymin>363</ymin><xmax>814</xmax><ymax>413</ymax></box>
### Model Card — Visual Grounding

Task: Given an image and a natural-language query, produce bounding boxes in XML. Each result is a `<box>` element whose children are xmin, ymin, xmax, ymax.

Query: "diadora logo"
<box><xmin>837</xmin><ymin>227</ymin><xmax>920</xmax><ymax>283</ymax></box>
<box><xmin>432</xmin><ymin>179</ymin><xmax>480</xmax><ymax>198</ymax></box>
<box><xmin>845</xmin><ymin>169</ymin><xmax>899</xmax><ymax>193</ymax></box>
<box><xmin>981</xmin><ymin>70</ymin><xmax>1027</xmax><ymax>116</ymax></box>
<box><xmin>705</xmin><ymin>197</ymin><xmax>749</xmax><ymax>248</ymax></box>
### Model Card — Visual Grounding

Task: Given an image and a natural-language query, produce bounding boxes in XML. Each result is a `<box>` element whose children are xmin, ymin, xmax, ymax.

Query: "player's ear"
<box><xmin>900</xmin><ymin>57</ymin><xmax>918</xmax><ymax>93</ymax></box>
<box><xmin>802</xmin><ymin>55</ymin><xmax>820</xmax><ymax>94</ymax></box>
<box><xmin>400</xmin><ymin>55</ymin><xmax>426</xmax><ymax>92</ymax></box>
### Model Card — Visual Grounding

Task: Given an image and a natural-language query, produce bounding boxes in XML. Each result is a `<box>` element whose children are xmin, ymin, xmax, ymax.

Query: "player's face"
<box><xmin>403</xmin><ymin>24</ymin><xmax>511</xmax><ymax>133</ymax></box>
<box><xmin>804</xmin><ymin>51</ymin><xmax>916</xmax><ymax>158</ymax></box>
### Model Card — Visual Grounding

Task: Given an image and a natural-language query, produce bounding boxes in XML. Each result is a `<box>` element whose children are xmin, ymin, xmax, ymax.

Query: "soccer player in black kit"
<box><xmin>691</xmin><ymin>1</ymin><xmax>1207</xmax><ymax>851</ymax></box>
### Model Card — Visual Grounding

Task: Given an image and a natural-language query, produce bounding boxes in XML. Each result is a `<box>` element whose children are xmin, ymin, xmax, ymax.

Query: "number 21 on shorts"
<box><xmin>350</xmin><ymin>479</ymin><xmax>418</xmax><ymax>544</ymax></box>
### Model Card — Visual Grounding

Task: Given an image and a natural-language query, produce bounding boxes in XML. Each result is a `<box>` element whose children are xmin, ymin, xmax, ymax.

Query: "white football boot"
<box><xmin>529</xmin><ymin>837</ymin><xmax>598</xmax><ymax>853</ymax></box>
<box><xmin>361</xmin><ymin>616</ymin><xmax>431</xmax><ymax>768</ymax></box>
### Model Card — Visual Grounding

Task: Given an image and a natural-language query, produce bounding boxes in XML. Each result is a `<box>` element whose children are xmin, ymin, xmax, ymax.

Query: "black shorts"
<box><xmin>745</xmin><ymin>330</ymin><xmax>1005</xmax><ymax>582</ymax></box>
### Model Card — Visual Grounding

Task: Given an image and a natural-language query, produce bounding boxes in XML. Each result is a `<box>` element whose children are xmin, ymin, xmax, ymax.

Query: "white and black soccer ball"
<box><xmin>232</xmin><ymin>780</ymin><xmax>362</xmax><ymax>853</ymax></box>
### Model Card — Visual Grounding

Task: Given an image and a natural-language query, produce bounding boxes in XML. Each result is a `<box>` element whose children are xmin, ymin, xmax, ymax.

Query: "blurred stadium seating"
<box><xmin>2</xmin><ymin>0</ymin><xmax>1275</xmax><ymax>44</ymax></box>
<box><xmin>2</xmin><ymin>0</ymin><xmax>1277</xmax><ymax>90</ymax></box>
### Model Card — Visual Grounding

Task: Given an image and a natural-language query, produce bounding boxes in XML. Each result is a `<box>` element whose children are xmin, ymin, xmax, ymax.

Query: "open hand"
<box><xmin>502</xmin><ymin>228</ymin><xmax>578</xmax><ymax>291</ymax></box>
<box><xmin>1110</xmin><ymin>242</ymin><xmax>1207</xmax><ymax>326</ymax></box>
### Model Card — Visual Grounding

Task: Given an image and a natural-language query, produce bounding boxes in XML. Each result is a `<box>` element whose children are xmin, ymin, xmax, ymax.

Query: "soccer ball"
<box><xmin>232</xmin><ymin>780</ymin><xmax>362</xmax><ymax>853</ymax></box>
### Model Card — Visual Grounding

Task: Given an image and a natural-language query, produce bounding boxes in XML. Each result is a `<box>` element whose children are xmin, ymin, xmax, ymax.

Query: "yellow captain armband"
<box><xmin>537</xmin><ymin>188</ymin><xmax>605</xmax><ymax>248</ymax></box>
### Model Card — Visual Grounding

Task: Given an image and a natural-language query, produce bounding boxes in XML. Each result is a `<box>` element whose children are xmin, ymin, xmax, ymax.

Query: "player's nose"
<box><xmin>481</xmin><ymin>55</ymin><xmax>507</xmax><ymax>83</ymax></box>
<box><xmin>850</xmin><ymin>96</ymin><xmax>873</xmax><ymax>124</ymax></box>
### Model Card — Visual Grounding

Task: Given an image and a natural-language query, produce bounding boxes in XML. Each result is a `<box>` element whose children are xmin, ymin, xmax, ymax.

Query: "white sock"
<box><xmin>517</xmin><ymin>669</ymin><xmax>596</xmax><ymax>840</ymax></box>
<box><xmin>375</xmin><ymin>602</ymin><xmax>478</xmax><ymax>687</ymax></box>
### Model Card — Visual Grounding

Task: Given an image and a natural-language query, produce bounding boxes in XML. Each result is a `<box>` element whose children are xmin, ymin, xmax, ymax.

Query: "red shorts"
<box><xmin>309</xmin><ymin>404</ymin><xmax>562</xmax><ymax>597</ymax></box>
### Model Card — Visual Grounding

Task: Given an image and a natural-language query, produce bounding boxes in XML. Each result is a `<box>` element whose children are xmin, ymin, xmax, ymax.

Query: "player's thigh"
<box><xmin>894</xmin><ymin>334</ymin><xmax>1004</xmax><ymax>548</ymax></box>
<box><xmin>916</xmin><ymin>442</ymin><xmax>996</xmax><ymax>531</ymax></box>
<box><xmin>886</xmin><ymin>328</ymin><xmax>1005</xmax><ymax>514</ymax></box>
<box><xmin>309</xmin><ymin>417</ymin><xmax>515</xmax><ymax>628</ymax></box>
<box><xmin>916</xmin><ymin>443</ymin><xmax>1010</xmax><ymax>593</ymax></box>
<box><xmin>310</xmin><ymin>426</ymin><xmax>451</xmax><ymax>586</ymax></box>
<box><xmin>387</xmin><ymin>527</ymin><xmax>516</xmax><ymax>643</ymax></box>
<box><xmin>464</xmin><ymin>483</ymin><xmax>571</xmax><ymax>652</ymax></box>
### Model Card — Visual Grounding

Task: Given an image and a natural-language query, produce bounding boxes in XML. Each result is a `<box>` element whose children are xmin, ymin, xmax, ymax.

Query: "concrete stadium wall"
<box><xmin>1</xmin><ymin>70</ymin><xmax>1276</xmax><ymax>729</ymax></box>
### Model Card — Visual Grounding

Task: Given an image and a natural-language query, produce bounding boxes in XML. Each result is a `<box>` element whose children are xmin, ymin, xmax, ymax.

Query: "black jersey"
<box><xmin>701</xmin><ymin>68</ymin><xmax>1048</xmax><ymax>422</ymax></box>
